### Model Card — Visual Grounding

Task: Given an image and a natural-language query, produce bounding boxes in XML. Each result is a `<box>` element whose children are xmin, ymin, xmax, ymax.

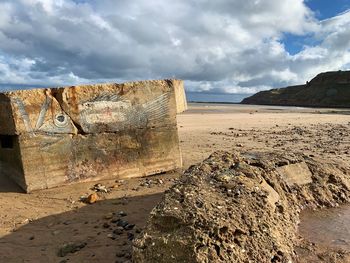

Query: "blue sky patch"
<box><xmin>306</xmin><ymin>0</ymin><xmax>350</xmax><ymax>20</ymax></box>
<box><xmin>282</xmin><ymin>0</ymin><xmax>350</xmax><ymax>55</ymax></box>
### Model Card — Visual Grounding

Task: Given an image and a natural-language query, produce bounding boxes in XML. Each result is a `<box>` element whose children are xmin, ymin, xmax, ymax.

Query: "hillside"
<box><xmin>241</xmin><ymin>71</ymin><xmax>350</xmax><ymax>107</ymax></box>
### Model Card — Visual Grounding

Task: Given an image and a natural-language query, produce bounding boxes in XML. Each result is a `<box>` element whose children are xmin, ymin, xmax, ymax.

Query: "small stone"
<box><xmin>127</xmin><ymin>232</ymin><xmax>134</xmax><ymax>241</ymax></box>
<box><xmin>116</xmin><ymin>251</ymin><xmax>126</xmax><ymax>257</ymax></box>
<box><xmin>157</xmin><ymin>179</ymin><xmax>164</xmax><ymax>184</ymax></box>
<box><xmin>113</xmin><ymin>228</ymin><xmax>123</xmax><ymax>235</ymax></box>
<box><xmin>91</xmin><ymin>183</ymin><xmax>108</xmax><ymax>193</ymax></box>
<box><xmin>57</xmin><ymin>242</ymin><xmax>87</xmax><ymax>257</ymax></box>
<box><xmin>86</xmin><ymin>193</ymin><xmax>98</xmax><ymax>204</ymax></box>
<box><xmin>104</xmin><ymin>213</ymin><xmax>114</xmax><ymax>220</ymax></box>
<box><xmin>107</xmin><ymin>234</ymin><xmax>116</xmax><ymax>239</ymax></box>
<box><xmin>103</xmin><ymin>223</ymin><xmax>110</xmax><ymax>228</ymax></box>
<box><xmin>124</xmin><ymin>224</ymin><xmax>135</xmax><ymax>230</ymax></box>
<box><xmin>117</xmin><ymin>220</ymin><xmax>128</xmax><ymax>228</ymax></box>
<box><xmin>52</xmin><ymin>230</ymin><xmax>61</xmax><ymax>236</ymax></box>
<box><xmin>173</xmin><ymin>188</ymin><xmax>181</xmax><ymax>194</ymax></box>
<box><xmin>21</xmin><ymin>218</ymin><xmax>30</xmax><ymax>224</ymax></box>
<box><xmin>118</xmin><ymin>211</ymin><xmax>127</xmax><ymax>217</ymax></box>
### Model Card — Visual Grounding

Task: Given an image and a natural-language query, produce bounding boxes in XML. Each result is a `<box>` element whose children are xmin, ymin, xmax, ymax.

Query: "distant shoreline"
<box><xmin>185</xmin><ymin>92</ymin><xmax>250</xmax><ymax>104</ymax></box>
<box><xmin>187</xmin><ymin>100</ymin><xmax>241</xmax><ymax>105</ymax></box>
<box><xmin>240</xmin><ymin>102</ymin><xmax>350</xmax><ymax>109</ymax></box>
<box><xmin>188</xmin><ymin>100</ymin><xmax>350</xmax><ymax>110</ymax></box>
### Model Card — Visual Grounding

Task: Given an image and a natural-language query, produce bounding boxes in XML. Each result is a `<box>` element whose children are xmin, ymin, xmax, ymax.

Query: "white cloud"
<box><xmin>0</xmin><ymin>0</ymin><xmax>348</xmax><ymax>93</ymax></box>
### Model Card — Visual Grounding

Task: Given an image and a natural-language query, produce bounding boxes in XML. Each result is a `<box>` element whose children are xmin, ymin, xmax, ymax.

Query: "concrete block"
<box><xmin>0</xmin><ymin>79</ymin><xmax>185</xmax><ymax>192</ymax></box>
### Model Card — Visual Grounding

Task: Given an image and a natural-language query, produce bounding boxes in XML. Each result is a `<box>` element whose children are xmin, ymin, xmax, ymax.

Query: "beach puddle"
<box><xmin>299</xmin><ymin>204</ymin><xmax>350</xmax><ymax>250</ymax></box>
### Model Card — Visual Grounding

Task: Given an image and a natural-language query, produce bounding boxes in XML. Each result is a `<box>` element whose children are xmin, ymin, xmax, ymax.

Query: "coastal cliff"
<box><xmin>241</xmin><ymin>71</ymin><xmax>350</xmax><ymax>107</ymax></box>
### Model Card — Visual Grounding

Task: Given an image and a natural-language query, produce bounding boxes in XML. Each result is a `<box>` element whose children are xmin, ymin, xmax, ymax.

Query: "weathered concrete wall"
<box><xmin>0</xmin><ymin>79</ymin><xmax>186</xmax><ymax>192</ymax></box>
<box><xmin>172</xmin><ymin>79</ymin><xmax>187</xmax><ymax>114</ymax></box>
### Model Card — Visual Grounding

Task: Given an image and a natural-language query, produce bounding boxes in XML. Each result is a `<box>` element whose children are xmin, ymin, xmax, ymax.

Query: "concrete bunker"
<box><xmin>0</xmin><ymin>79</ymin><xmax>187</xmax><ymax>192</ymax></box>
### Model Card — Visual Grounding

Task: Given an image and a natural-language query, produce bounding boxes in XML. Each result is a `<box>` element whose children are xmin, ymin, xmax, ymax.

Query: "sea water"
<box><xmin>186</xmin><ymin>92</ymin><xmax>252</xmax><ymax>103</ymax></box>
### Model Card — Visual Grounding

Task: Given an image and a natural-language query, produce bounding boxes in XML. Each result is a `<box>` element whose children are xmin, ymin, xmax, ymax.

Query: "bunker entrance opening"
<box><xmin>0</xmin><ymin>135</ymin><xmax>16</xmax><ymax>149</ymax></box>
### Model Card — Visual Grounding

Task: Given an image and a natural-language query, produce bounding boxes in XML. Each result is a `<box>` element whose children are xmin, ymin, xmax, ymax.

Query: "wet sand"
<box><xmin>299</xmin><ymin>204</ymin><xmax>350</xmax><ymax>251</ymax></box>
<box><xmin>0</xmin><ymin>103</ymin><xmax>349</xmax><ymax>262</ymax></box>
<box><xmin>297</xmin><ymin>204</ymin><xmax>350</xmax><ymax>263</ymax></box>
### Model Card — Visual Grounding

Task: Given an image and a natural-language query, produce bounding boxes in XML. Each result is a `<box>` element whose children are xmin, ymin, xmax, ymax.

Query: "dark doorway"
<box><xmin>0</xmin><ymin>135</ymin><xmax>15</xmax><ymax>149</ymax></box>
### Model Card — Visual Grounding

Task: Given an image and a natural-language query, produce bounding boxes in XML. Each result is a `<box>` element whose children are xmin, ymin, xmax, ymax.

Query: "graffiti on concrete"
<box><xmin>0</xmin><ymin>80</ymin><xmax>184</xmax><ymax>192</ymax></box>
<box><xmin>35</xmin><ymin>95</ymin><xmax>52</xmax><ymax>129</ymax></box>
<box><xmin>80</xmin><ymin>94</ymin><xmax>134</xmax><ymax>130</ymax></box>
<box><xmin>11</xmin><ymin>96</ymin><xmax>74</xmax><ymax>136</ymax></box>
<box><xmin>79</xmin><ymin>92</ymin><xmax>171</xmax><ymax>133</ymax></box>
<box><xmin>11</xmin><ymin>98</ymin><xmax>34</xmax><ymax>135</ymax></box>
<box><xmin>12</xmin><ymin>91</ymin><xmax>171</xmax><ymax>136</ymax></box>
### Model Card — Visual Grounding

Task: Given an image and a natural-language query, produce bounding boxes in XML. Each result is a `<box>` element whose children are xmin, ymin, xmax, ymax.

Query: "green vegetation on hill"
<box><xmin>241</xmin><ymin>71</ymin><xmax>350</xmax><ymax>107</ymax></box>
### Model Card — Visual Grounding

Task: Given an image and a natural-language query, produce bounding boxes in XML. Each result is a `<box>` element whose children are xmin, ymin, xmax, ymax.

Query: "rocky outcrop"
<box><xmin>133</xmin><ymin>150</ymin><xmax>350</xmax><ymax>262</ymax></box>
<box><xmin>0</xmin><ymin>80</ymin><xmax>187</xmax><ymax>192</ymax></box>
<box><xmin>241</xmin><ymin>71</ymin><xmax>350</xmax><ymax>107</ymax></box>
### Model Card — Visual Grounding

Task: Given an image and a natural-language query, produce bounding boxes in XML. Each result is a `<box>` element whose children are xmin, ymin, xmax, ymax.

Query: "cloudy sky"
<box><xmin>0</xmin><ymin>0</ymin><xmax>350</xmax><ymax>94</ymax></box>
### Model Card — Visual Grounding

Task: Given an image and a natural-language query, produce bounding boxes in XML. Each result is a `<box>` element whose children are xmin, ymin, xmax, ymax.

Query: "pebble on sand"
<box><xmin>86</xmin><ymin>193</ymin><xmax>99</xmax><ymax>204</ymax></box>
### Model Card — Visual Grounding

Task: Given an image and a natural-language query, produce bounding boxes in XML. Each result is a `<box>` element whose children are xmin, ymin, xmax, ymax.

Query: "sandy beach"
<box><xmin>0</xmin><ymin>103</ymin><xmax>350</xmax><ymax>262</ymax></box>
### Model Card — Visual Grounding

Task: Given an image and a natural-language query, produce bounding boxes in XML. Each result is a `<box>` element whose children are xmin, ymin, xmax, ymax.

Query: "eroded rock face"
<box><xmin>133</xmin><ymin>151</ymin><xmax>350</xmax><ymax>263</ymax></box>
<box><xmin>0</xmin><ymin>79</ymin><xmax>187</xmax><ymax>192</ymax></box>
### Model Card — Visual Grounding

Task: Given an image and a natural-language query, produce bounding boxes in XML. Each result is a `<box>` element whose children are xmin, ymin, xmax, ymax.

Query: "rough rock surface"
<box><xmin>0</xmin><ymin>79</ymin><xmax>187</xmax><ymax>192</ymax></box>
<box><xmin>241</xmin><ymin>70</ymin><xmax>350</xmax><ymax>107</ymax></box>
<box><xmin>133</xmin><ymin>150</ymin><xmax>350</xmax><ymax>262</ymax></box>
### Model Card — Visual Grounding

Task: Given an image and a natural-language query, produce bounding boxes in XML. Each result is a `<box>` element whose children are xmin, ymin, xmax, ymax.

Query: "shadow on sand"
<box><xmin>0</xmin><ymin>172</ymin><xmax>24</xmax><ymax>193</ymax></box>
<box><xmin>0</xmin><ymin>193</ymin><xmax>162</xmax><ymax>263</ymax></box>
